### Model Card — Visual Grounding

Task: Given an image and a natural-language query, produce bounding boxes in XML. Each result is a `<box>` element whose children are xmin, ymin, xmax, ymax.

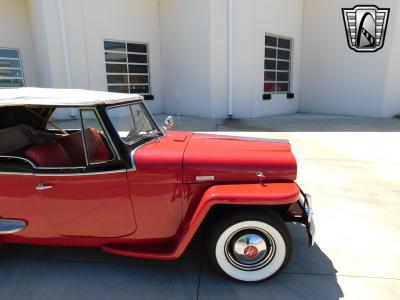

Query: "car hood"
<box><xmin>183</xmin><ymin>133</ymin><xmax>297</xmax><ymax>183</ymax></box>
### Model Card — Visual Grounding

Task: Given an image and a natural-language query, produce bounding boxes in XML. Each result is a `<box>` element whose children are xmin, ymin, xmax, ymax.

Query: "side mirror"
<box><xmin>164</xmin><ymin>116</ymin><xmax>174</xmax><ymax>129</ymax></box>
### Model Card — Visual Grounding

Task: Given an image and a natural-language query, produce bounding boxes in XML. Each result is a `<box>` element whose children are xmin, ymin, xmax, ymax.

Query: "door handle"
<box><xmin>36</xmin><ymin>183</ymin><xmax>53</xmax><ymax>191</ymax></box>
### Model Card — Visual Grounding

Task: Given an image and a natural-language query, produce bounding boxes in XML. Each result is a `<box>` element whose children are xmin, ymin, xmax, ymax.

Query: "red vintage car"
<box><xmin>0</xmin><ymin>88</ymin><xmax>314</xmax><ymax>282</ymax></box>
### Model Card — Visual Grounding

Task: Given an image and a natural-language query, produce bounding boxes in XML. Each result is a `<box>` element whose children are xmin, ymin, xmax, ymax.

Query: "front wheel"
<box><xmin>208</xmin><ymin>211</ymin><xmax>292</xmax><ymax>282</ymax></box>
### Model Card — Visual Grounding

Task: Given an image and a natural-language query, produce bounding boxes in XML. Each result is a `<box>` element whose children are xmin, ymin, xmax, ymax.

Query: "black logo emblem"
<box><xmin>342</xmin><ymin>5</ymin><xmax>390</xmax><ymax>52</ymax></box>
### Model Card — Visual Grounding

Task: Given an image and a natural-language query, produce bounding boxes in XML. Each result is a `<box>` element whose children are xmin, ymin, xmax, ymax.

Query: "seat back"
<box><xmin>58</xmin><ymin>131</ymin><xmax>86</xmax><ymax>166</ymax></box>
<box><xmin>25</xmin><ymin>129</ymin><xmax>111</xmax><ymax>168</ymax></box>
<box><xmin>25</xmin><ymin>140</ymin><xmax>72</xmax><ymax>167</ymax></box>
<box><xmin>84</xmin><ymin>128</ymin><xmax>112</xmax><ymax>163</ymax></box>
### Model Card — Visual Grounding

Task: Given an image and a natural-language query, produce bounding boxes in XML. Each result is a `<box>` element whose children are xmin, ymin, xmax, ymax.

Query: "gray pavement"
<box><xmin>154</xmin><ymin>113</ymin><xmax>400</xmax><ymax>132</ymax></box>
<box><xmin>1</xmin><ymin>114</ymin><xmax>400</xmax><ymax>299</ymax></box>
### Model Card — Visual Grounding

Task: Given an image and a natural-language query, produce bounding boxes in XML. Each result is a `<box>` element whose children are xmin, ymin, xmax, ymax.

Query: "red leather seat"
<box><xmin>25</xmin><ymin>140</ymin><xmax>73</xmax><ymax>167</ymax></box>
<box><xmin>84</xmin><ymin>128</ymin><xmax>111</xmax><ymax>163</ymax></box>
<box><xmin>58</xmin><ymin>131</ymin><xmax>86</xmax><ymax>166</ymax></box>
<box><xmin>25</xmin><ymin>128</ymin><xmax>111</xmax><ymax>168</ymax></box>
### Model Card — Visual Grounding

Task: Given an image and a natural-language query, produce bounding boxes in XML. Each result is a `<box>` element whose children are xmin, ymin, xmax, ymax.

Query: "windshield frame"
<box><xmin>105</xmin><ymin>101</ymin><xmax>163</xmax><ymax>148</ymax></box>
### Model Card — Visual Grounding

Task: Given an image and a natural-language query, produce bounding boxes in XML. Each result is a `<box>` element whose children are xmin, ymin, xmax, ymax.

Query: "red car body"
<box><xmin>0</xmin><ymin>131</ymin><xmax>299</xmax><ymax>258</ymax></box>
<box><xmin>0</xmin><ymin>88</ymin><xmax>314</xmax><ymax>280</ymax></box>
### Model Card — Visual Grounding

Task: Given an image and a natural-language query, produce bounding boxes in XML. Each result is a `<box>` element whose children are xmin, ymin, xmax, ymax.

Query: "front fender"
<box><xmin>102</xmin><ymin>182</ymin><xmax>299</xmax><ymax>260</ymax></box>
<box><xmin>174</xmin><ymin>182</ymin><xmax>299</xmax><ymax>257</ymax></box>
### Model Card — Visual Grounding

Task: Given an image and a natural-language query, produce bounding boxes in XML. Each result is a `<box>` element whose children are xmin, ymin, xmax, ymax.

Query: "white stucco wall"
<box><xmin>76</xmin><ymin>0</ymin><xmax>163</xmax><ymax>114</ymax></box>
<box><xmin>300</xmin><ymin>0</ymin><xmax>399</xmax><ymax>118</ymax></box>
<box><xmin>0</xmin><ymin>0</ymin><xmax>38</xmax><ymax>87</ymax></box>
<box><xmin>159</xmin><ymin>0</ymin><xmax>211</xmax><ymax>118</ymax></box>
<box><xmin>27</xmin><ymin>0</ymin><xmax>162</xmax><ymax>118</ymax></box>
<box><xmin>231</xmin><ymin>0</ymin><xmax>304</xmax><ymax>118</ymax></box>
<box><xmin>209</xmin><ymin>0</ymin><xmax>229</xmax><ymax>118</ymax></box>
<box><xmin>3</xmin><ymin>0</ymin><xmax>398</xmax><ymax>119</ymax></box>
<box><xmin>383</xmin><ymin>2</ymin><xmax>400</xmax><ymax>117</ymax></box>
<box><xmin>209</xmin><ymin>0</ymin><xmax>304</xmax><ymax>118</ymax></box>
<box><xmin>28</xmin><ymin>0</ymin><xmax>71</xmax><ymax>89</ymax></box>
<box><xmin>161</xmin><ymin>0</ymin><xmax>304</xmax><ymax>119</ymax></box>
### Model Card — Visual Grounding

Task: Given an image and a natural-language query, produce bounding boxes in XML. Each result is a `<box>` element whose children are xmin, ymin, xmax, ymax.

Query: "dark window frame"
<box><xmin>264</xmin><ymin>34</ymin><xmax>292</xmax><ymax>94</ymax></box>
<box><xmin>104</xmin><ymin>39</ymin><xmax>151</xmax><ymax>96</ymax></box>
<box><xmin>79</xmin><ymin>108</ymin><xmax>117</xmax><ymax>166</ymax></box>
<box><xmin>0</xmin><ymin>48</ymin><xmax>25</xmax><ymax>88</ymax></box>
<box><xmin>0</xmin><ymin>106</ymin><xmax>131</xmax><ymax>175</ymax></box>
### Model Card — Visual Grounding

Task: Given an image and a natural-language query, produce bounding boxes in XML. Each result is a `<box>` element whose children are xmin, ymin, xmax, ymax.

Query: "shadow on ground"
<box><xmin>199</xmin><ymin>224</ymin><xmax>343</xmax><ymax>300</ymax></box>
<box><xmin>0</xmin><ymin>224</ymin><xmax>343</xmax><ymax>300</ymax></box>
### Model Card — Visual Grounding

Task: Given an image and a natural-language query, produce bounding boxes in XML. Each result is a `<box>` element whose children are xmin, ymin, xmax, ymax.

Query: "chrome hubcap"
<box><xmin>233</xmin><ymin>233</ymin><xmax>267</xmax><ymax>264</ymax></box>
<box><xmin>224</xmin><ymin>228</ymin><xmax>276</xmax><ymax>271</ymax></box>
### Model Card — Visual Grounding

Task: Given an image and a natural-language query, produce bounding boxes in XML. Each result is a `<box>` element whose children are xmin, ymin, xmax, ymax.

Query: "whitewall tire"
<box><xmin>208</xmin><ymin>211</ymin><xmax>292</xmax><ymax>282</ymax></box>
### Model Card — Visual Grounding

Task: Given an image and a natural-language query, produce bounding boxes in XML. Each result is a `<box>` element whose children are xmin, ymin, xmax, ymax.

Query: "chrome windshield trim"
<box><xmin>129</xmin><ymin>139</ymin><xmax>155</xmax><ymax>172</ymax></box>
<box><xmin>143</xmin><ymin>101</ymin><xmax>163</xmax><ymax>135</ymax></box>
<box><xmin>106</xmin><ymin>101</ymin><xmax>163</xmax><ymax>147</ymax></box>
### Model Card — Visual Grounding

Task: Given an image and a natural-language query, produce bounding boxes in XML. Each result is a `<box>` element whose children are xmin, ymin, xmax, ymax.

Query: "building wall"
<box><xmin>383</xmin><ymin>2</ymin><xmax>400</xmax><ymax>117</ymax></box>
<box><xmin>209</xmin><ymin>0</ymin><xmax>229</xmax><ymax>118</ymax></box>
<box><xmin>28</xmin><ymin>0</ymin><xmax>70</xmax><ymax>89</ymax></box>
<box><xmin>1</xmin><ymin>0</ymin><xmax>398</xmax><ymax>119</ymax></box>
<box><xmin>159</xmin><ymin>0</ymin><xmax>304</xmax><ymax>119</ymax></box>
<box><xmin>300</xmin><ymin>0</ymin><xmax>399</xmax><ymax>118</ymax></box>
<box><xmin>27</xmin><ymin>0</ymin><xmax>162</xmax><ymax>119</ymax></box>
<box><xmin>77</xmin><ymin>0</ymin><xmax>163</xmax><ymax>114</ymax></box>
<box><xmin>159</xmin><ymin>0</ymin><xmax>211</xmax><ymax>118</ymax></box>
<box><xmin>0</xmin><ymin>0</ymin><xmax>38</xmax><ymax>87</ymax></box>
<box><xmin>235</xmin><ymin>0</ymin><xmax>304</xmax><ymax>118</ymax></box>
<box><xmin>208</xmin><ymin>0</ymin><xmax>304</xmax><ymax>119</ymax></box>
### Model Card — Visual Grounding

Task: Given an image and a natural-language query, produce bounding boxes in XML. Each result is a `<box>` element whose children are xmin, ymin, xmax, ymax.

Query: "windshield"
<box><xmin>107</xmin><ymin>103</ymin><xmax>160</xmax><ymax>145</ymax></box>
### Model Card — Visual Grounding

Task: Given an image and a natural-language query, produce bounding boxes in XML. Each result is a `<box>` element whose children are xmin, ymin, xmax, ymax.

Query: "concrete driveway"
<box><xmin>1</xmin><ymin>114</ymin><xmax>399</xmax><ymax>299</ymax></box>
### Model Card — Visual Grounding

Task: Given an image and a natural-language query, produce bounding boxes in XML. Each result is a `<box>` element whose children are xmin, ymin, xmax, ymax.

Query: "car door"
<box><xmin>35</xmin><ymin>108</ymin><xmax>136</xmax><ymax>238</ymax></box>
<box><xmin>0</xmin><ymin>157</ymin><xmax>49</xmax><ymax>237</ymax></box>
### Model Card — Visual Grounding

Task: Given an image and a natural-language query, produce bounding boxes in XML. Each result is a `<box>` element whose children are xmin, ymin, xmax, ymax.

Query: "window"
<box><xmin>80</xmin><ymin>109</ymin><xmax>114</xmax><ymax>165</ymax></box>
<box><xmin>107</xmin><ymin>103</ymin><xmax>159</xmax><ymax>146</ymax></box>
<box><xmin>264</xmin><ymin>35</ymin><xmax>291</xmax><ymax>93</ymax></box>
<box><xmin>104</xmin><ymin>40</ymin><xmax>150</xmax><ymax>95</ymax></box>
<box><xmin>26</xmin><ymin>108</ymin><xmax>114</xmax><ymax>168</ymax></box>
<box><xmin>0</xmin><ymin>48</ymin><xmax>24</xmax><ymax>88</ymax></box>
<box><xmin>0</xmin><ymin>157</ymin><xmax>33</xmax><ymax>174</ymax></box>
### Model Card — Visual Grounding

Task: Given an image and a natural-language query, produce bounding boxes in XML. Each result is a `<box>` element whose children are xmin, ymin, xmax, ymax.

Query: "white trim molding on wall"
<box><xmin>228</xmin><ymin>0</ymin><xmax>235</xmax><ymax>117</ymax></box>
<box><xmin>56</xmin><ymin>0</ymin><xmax>75</xmax><ymax>118</ymax></box>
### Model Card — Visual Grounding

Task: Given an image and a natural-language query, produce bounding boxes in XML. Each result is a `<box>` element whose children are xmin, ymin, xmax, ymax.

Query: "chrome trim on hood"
<box><xmin>192</xmin><ymin>135</ymin><xmax>289</xmax><ymax>144</ymax></box>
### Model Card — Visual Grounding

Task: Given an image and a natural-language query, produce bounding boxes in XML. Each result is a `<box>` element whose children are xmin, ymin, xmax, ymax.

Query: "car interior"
<box><xmin>0</xmin><ymin>124</ymin><xmax>113</xmax><ymax>169</ymax></box>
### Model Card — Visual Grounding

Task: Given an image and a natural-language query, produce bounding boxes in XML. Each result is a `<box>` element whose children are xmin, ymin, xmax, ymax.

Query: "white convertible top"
<box><xmin>0</xmin><ymin>87</ymin><xmax>142</xmax><ymax>107</ymax></box>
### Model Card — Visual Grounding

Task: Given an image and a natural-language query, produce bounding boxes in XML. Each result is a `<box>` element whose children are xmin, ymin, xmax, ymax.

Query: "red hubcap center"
<box><xmin>243</xmin><ymin>245</ymin><xmax>259</xmax><ymax>259</ymax></box>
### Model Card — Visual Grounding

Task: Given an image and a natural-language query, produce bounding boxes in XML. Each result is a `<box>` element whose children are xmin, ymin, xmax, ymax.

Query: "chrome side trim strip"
<box><xmin>0</xmin><ymin>155</ymin><xmax>85</xmax><ymax>170</ymax></box>
<box><xmin>196</xmin><ymin>176</ymin><xmax>215</xmax><ymax>182</ymax></box>
<box><xmin>0</xmin><ymin>172</ymin><xmax>34</xmax><ymax>176</ymax></box>
<box><xmin>34</xmin><ymin>166</ymin><xmax>85</xmax><ymax>170</ymax></box>
<box><xmin>192</xmin><ymin>135</ymin><xmax>289</xmax><ymax>144</ymax></box>
<box><xmin>0</xmin><ymin>155</ymin><xmax>127</xmax><ymax>176</ymax></box>
<box><xmin>0</xmin><ymin>219</ymin><xmax>26</xmax><ymax>235</ymax></box>
<box><xmin>35</xmin><ymin>169</ymin><xmax>128</xmax><ymax>177</ymax></box>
